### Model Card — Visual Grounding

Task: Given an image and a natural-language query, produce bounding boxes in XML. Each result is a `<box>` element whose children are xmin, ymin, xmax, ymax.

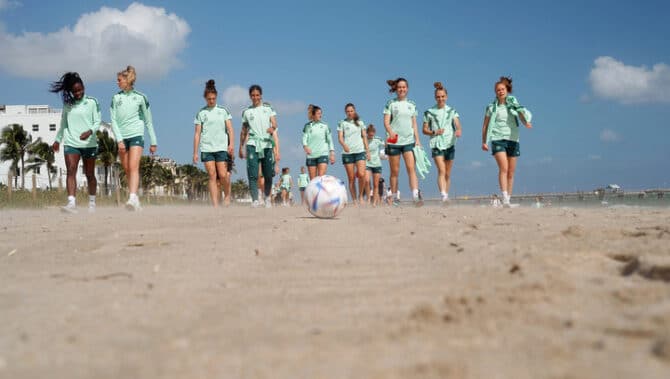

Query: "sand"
<box><xmin>1</xmin><ymin>204</ymin><xmax>669</xmax><ymax>379</ymax></box>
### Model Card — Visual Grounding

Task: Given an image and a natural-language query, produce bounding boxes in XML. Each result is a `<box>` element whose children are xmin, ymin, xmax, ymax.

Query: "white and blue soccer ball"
<box><xmin>304</xmin><ymin>175</ymin><xmax>348</xmax><ymax>218</ymax></box>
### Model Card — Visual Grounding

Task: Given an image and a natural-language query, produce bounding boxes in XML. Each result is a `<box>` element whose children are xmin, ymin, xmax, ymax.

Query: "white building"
<box><xmin>0</xmin><ymin>104</ymin><xmax>114</xmax><ymax>191</ymax></box>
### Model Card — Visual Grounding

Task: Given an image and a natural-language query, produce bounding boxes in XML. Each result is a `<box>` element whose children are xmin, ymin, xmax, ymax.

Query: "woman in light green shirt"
<box><xmin>297</xmin><ymin>166</ymin><xmax>309</xmax><ymax>204</ymax></box>
<box><xmin>193</xmin><ymin>80</ymin><xmax>234</xmax><ymax>208</ymax></box>
<box><xmin>337</xmin><ymin>103</ymin><xmax>370</xmax><ymax>205</ymax></box>
<box><xmin>422</xmin><ymin>82</ymin><xmax>462</xmax><ymax>203</ymax></box>
<box><xmin>50</xmin><ymin>72</ymin><xmax>100</xmax><ymax>213</ymax></box>
<box><xmin>111</xmin><ymin>65</ymin><xmax>157</xmax><ymax>211</ymax></box>
<box><xmin>383</xmin><ymin>77</ymin><xmax>423</xmax><ymax>206</ymax></box>
<box><xmin>481</xmin><ymin>76</ymin><xmax>533</xmax><ymax>207</ymax></box>
<box><xmin>302</xmin><ymin>104</ymin><xmax>335</xmax><ymax>179</ymax></box>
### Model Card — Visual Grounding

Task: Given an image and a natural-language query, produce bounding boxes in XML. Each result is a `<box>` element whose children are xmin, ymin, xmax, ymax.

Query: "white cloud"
<box><xmin>271</xmin><ymin>100</ymin><xmax>307</xmax><ymax>116</ymax></box>
<box><xmin>600</xmin><ymin>129</ymin><xmax>620</xmax><ymax>142</ymax></box>
<box><xmin>468</xmin><ymin>161</ymin><xmax>484</xmax><ymax>169</ymax></box>
<box><xmin>0</xmin><ymin>0</ymin><xmax>20</xmax><ymax>11</ymax></box>
<box><xmin>588</xmin><ymin>154</ymin><xmax>601</xmax><ymax>160</ymax></box>
<box><xmin>0</xmin><ymin>2</ymin><xmax>190</xmax><ymax>81</ymax></box>
<box><xmin>589</xmin><ymin>56</ymin><xmax>670</xmax><ymax>104</ymax></box>
<box><xmin>222</xmin><ymin>85</ymin><xmax>249</xmax><ymax>117</ymax></box>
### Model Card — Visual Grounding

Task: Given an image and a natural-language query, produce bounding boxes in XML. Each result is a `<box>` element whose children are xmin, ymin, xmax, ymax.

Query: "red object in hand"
<box><xmin>387</xmin><ymin>134</ymin><xmax>398</xmax><ymax>144</ymax></box>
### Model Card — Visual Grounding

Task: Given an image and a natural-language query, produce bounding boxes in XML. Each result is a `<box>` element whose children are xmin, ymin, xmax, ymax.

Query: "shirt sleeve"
<box><xmin>194</xmin><ymin>110</ymin><xmax>201</xmax><ymax>125</ymax></box>
<box><xmin>55</xmin><ymin>108</ymin><xmax>67</xmax><ymax>143</ymax></box>
<box><xmin>110</xmin><ymin>96</ymin><xmax>123</xmax><ymax>141</ymax></box>
<box><xmin>91</xmin><ymin>98</ymin><xmax>101</xmax><ymax>133</ymax></box>
<box><xmin>336</xmin><ymin>120</ymin><xmax>344</xmax><ymax>132</ymax></box>
<box><xmin>383</xmin><ymin>99</ymin><xmax>392</xmax><ymax>115</ymax></box>
<box><xmin>302</xmin><ymin>123</ymin><xmax>309</xmax><ymax>146</ymax></box>
<box><xmin>326</xmin><ymin>125</ymin><xmax>334</xmax><ymax>151</ymax></box>
<box><xmin>140</xmin><ymin>95</ymin><xmax>157</xmax><ymax>145</ymax></box>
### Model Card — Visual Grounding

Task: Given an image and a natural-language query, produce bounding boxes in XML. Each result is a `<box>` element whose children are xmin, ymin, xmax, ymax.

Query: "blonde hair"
<box><xmin>118</xmin><ymin>65</ymin><xmax>137</xmax><ymax>87</ymax></box>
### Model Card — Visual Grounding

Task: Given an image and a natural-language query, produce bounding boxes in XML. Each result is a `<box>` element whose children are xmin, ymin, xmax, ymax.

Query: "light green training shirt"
<box><xmin>298</xmin><ymin>173</ymin><xmax>309</xmax><ymax>187</ymax></box>
<box><xmin>302</xmin><ymin>120</ymin><xmax>334</xmax><ymax>158</ymax></box>
<box><xmin>337</xmin><ymin>119</ymin><xmax>366</xmax><ymax>154</ymax></box>
<box><xmin>280</xmin><ymin>174</ymin><xmax>291</xmax><ymax>189</ymax></box>
<box><xmin>486</xmin><ymin>103</ymin><xmax>519</xmax><ymax>142</ymax></box>
<box><xmin>366</xmin><ymin>136</ymin><xmax>384</xmax><ymax>168</ymax></box>
<box><xmin>424</xmin><ymin>104</ymin><xmax>459</xmax><ymax>150</ymax></box>
<box><xmin>194</xmin><ymin>105</ymin><xmax>232</xmax><ymax>153</ymax></box>
<box><xmin>383</xmin><ymin>98</ymin><xmax>417</xmax><ymax>146</ymax></box>
<box><xmin>241</xmin><ymin>103</ymin><xmax>276</xmax><ymax>149</ymax></box>
<box><xmin>55</xmin><ymin>96</ymin><xmax>101</xmax><ymax>148</ymax></box>
<box><xmin>110</xmin><ymin>90</ymin><xmax>157</xmax><ymax>145</ymax></box>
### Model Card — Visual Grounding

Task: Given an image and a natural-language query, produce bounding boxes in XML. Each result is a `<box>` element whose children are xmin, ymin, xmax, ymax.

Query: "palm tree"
<box><xmin>231</xmin><ymin>178</ymin><xmax>250</xmax><ymax>200</ymax></box>
<box><xmin>25</xmin><ymin>140</ymin><xmax>57</xmax><ymax>189</ymax></box>
<box><xmin>178</xmin><ymin>164</ymin><xmax>208</xmax><ymax>200</ymax></box>
<box><xmin>0</xmin><ymin>124</ymin><xmax>37</xmax><ymax>189</ymax></box>
<box><xmin>96</xmin><ymin>130</ymin><xmax>118</xmax><ymax>195</ymax></box>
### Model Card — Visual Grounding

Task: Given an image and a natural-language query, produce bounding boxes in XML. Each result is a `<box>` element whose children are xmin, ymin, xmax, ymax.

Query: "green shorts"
<box><xmin>299</xmin><ymin>186</ymin><xmax>306</xmax><ymax>192</ymax></box>
<box><xmin>432</xmin><ymin>146</ymin><xmax>455</xmax><ymax>160</ymax></box>
<box><xmin>366</xmin><ymin>166</ymin><xmax>382</xmax><ymax>174</ymax></box>
<box><xmin>64</xmin><ymin>146</ymin><xmax>98</xmax><ymax>159</ymax></box>
<box><xmin>306</xmin><ymin>156</ymin><xmax>328</xmax><ymax>167</ymax></box>
<box><xmin>201</xmin><ymin>151</ymin><xmax>230</xmax><ymax>163</ymax></box>
<box><xmin>491</xmin><ymin>140</ymin><xmax>520</xmax><ymax>157</ymax></box>
<box><xmin>385</xmin><ymin>143</ymin><xmax>415</xmax><ymax>156</ymax></box>
<box><xmin>342</xmin><ymin>151</ymin><xmax>366</xmax><ymax>164</ymax></box>
<box><xmin>123</xmin><ymin>136</ymin><xmax>145</xmax><ymax>150</ymax></box>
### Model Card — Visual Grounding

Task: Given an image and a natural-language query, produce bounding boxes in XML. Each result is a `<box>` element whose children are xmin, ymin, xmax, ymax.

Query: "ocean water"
<box><xmin>414</xmin><ymin>191</ymin><xmax>670</xmax><ymax>209</ymax></box>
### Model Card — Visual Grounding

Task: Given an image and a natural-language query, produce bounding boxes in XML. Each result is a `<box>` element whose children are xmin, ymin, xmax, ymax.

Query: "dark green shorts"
<box><xmin>64</xmin><ymin>146</ymin><xmax>98</xmax><ymax>159</ymax></box>
<box><xmin>342</xmin><ymin>151</ymin><xmax>366</xmax><ymax>164</ymax></box>
<box><xmin>491</xmin><ymin>140</ymin><xmax>520</xmax><ymax>157</ymax></box>
<box><xmin>299</xmin><ymin>186</ymin><xmax>306</xmax><ymax>192</ymax></box>
<box><xmin>305</xmin><ymin>156</ymin><xmax>328</xmax><ymax>167</ymax></box>
<box><xmin>366</xmin><ymin>166</ymin><xmax>382</xmax><ymax>174</ymax></box>
<box><xmin>201</xmin><ymin>151</ymin><xmax>230</xmax><ymax>163</ymax></box>
<box><xmin>431</xmin><ymin>146</ymin><xmax>455</xmax><ymax>160</ymax></box>
<box><xmin>123</xmin><ymin>136</ymin><xmax>144</xmax><ymax>150</ymax></box>
<box><xmin>385</xmin><ymin>143</ymin><xmax>415</xmax><ymax>156</ymax></box>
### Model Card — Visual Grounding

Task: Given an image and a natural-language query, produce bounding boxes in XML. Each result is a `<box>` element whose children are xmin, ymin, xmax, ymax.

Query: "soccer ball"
<box><xmin>304</xmin><ymin>175</ymin><xmax>348</xmax><ymax>218</ymax></box>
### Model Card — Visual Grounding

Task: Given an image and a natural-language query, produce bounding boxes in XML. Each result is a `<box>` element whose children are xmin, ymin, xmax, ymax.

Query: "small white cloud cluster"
<box><xmin>589</xmin><ymin>56</ymin><xmax>670</xmax><ymax>104</ymax></box>
<box><xmin>0</xmin><ymin>2</ymin><xmax>190</xmax><ymax>81</ymax></box>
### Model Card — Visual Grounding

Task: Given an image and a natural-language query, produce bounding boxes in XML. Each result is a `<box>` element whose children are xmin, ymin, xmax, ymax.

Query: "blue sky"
<box><xmin>1</xmin><ymin>0</ymin><xmax>669</xmax><ymax>196</ymax></box>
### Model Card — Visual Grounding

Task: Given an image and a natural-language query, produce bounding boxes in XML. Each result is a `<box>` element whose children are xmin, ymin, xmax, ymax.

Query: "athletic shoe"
<box><xmin>251</xmin><ymin>200</ymin><xmax>260</xmax><ymax>208</ymax></box>
<box><xmin>61</xmin><ymin>203</ymin><xmax>77</xmax><ymax>214</ymax></box>
<box><xmin>502</xmin><ymin>198</ymin><xmax>511</xmax><ymax>208</ymax></box>
<box><xmin>88</xmin><ymin>203</ymin><xmax>96</xmax><ymax>213</ymax></box>
<box><xmin>125</xmin><ymin>198</ymin><xmax>142</xmax><ymax>212</ymax></box>
<box><xmin>392</xmin><ymin>198</ymin><xmax>401</xmax><ymax>207</ymax></box>
<box><xmin>441</xmin><ymin>198</ymin><xmax>451</xmax><ymax>206</ymax></box>
<box><xmin>413</xmin><ymin>191</ymin><xmax>424</xmax><ymax>207</ymax></box>
<box><xmin>265</xmin><ymin>197</ymin><xmax>272</xmax><ymax>208</ymax></box>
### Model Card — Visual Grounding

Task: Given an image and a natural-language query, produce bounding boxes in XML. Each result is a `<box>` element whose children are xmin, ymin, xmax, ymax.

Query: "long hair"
<box><xmin>344</xmin><ymin>103</ymin><xmax>360</xmax><ymax>126</ymax></box>
<box><xmin>386</xmin><ymin>77</ymin><xmax>408</xmax><ymax>93</ymax></box>
<box><xmin>118</xmin><ymin>65</ymin><xmax>137</xmax><ymax>87</ymax></box>
<box><xmin>495</xmin><ymin>76</ymin><xmax>513</xmax><ymax>93</ymax></box>
<box><xmin>49</xmin><ymin>72</ymin><xmax>84</xmax><ymax>105</ymax></box>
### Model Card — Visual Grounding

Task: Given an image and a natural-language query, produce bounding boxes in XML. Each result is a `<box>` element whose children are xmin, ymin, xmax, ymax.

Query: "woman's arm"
<box><xmin>481</xmin><ymin>116</ymin><xmax>490</xmax><ymax>151</ymax></box>
<box><xmin>225</xmin><ymin>119</ymin><xmax>234</xmax><ymax>155</ymax></box>
<box><xmin>193</xmin><ymin>124</ymin><xmax>201</xmax><ymax>163</ymax></box>
<box><xmin>412</xmin><ymin>116</ymin><xmax>421</xmax><ymax>147</ymax></box>
<box><xmin>338</xmin><ymin>130</ymin><xmax>349</xmax><ymax>153</ymax></box>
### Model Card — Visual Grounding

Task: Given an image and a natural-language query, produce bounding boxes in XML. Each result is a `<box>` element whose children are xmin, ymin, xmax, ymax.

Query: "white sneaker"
<box><xmin>413</xmin><ymin>193</ymin><xmax>424</xmax><ymax>208</ymax></box>
<box><xmin>265</xmin><ymin>197</ymin><xmax>272</xmax><ymax>208</ymax></box>
<box><xmin>502</xmin><ymin>198</ymin><xmax>511</xmax><ymax>208</ymax></box>
<box><xmin>125</xmin><ymin>198</ymin><xmax>142</xmax><ymax>212</ymax></box>
<box><xmin>251</xmin><ymin>200</ymin><xmax>260</xmax><ymax>208</ymax></box>
<box><xmin>88</xmin><ymin>203</ymin><xmax>96</xmax><ymax>213</ymax></box>
<box><xmin>61</xmin><ymin>203</ymin><xmax>77</xmax><ymax>214</ymax></box>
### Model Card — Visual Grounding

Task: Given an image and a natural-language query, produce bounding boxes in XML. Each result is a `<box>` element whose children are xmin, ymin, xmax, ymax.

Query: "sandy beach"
<box><xmin>1</xmin><ymin>204</ymin><xmax>669</xmax><ymax>379</ymax></box>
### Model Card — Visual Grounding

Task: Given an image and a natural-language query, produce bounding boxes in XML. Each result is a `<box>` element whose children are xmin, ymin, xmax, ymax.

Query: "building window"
<box><xmin>35</xmin><ymin>167</ymin><xmax>41</xmax><ymax>174</ymax></box>
<box><xmin>49</xmin><ymin>124</ymin><xmax>56</xmax><ymax>131</ymax></box>
<box><xmin>32</xmin><ymin>124</ymin><xmax>39</xmax><ymax>132</ymax></box>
